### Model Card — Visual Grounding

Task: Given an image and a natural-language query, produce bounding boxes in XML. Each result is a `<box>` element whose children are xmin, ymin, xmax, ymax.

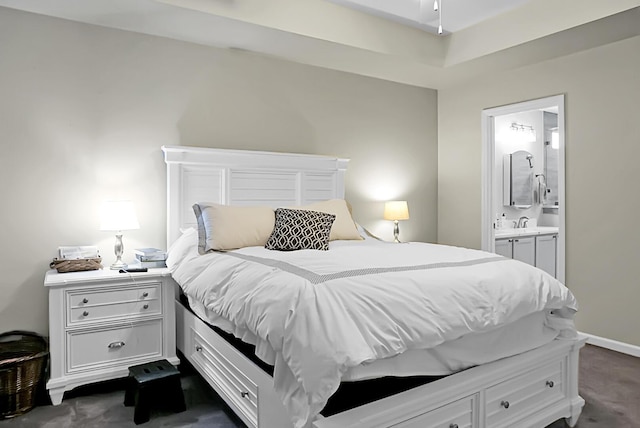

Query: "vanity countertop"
<box><xmin>495</xmin><ymin>226</ymin><xmax>559</xmax><ymax>239</ymax></box>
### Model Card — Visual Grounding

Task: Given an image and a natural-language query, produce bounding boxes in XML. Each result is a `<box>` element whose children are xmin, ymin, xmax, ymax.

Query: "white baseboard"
<box><xmin>579</xmin><ymin>332</ymin><xmax>640</xmax><ymax>358</ymax></box>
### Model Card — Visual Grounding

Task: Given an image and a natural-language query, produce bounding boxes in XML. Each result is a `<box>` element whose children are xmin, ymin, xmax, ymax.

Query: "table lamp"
<box><xmin>384</xmin><ymin>201</ymin><xmax>409</xmax><ymax>243</ymax></box>
<box><xmin>100</xmin><ymin>200</ymin><xmax>140</xmax><ymax>270</ymax></box>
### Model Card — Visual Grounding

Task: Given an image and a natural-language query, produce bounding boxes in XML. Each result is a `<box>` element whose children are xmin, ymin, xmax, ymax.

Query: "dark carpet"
<box><xmin>0</xmin><ymin>363</ymin><xmax>244</xmax><ymax>428</ymax></box>
<box><xmin>547</xmin><ymin>344</ymin><xmax>640</xmax><ymax>428</ymax></box>
<box><xmin>1</xmin><ymin>344</ymin><xmax>637</xmax><ymax>427</ymax></box>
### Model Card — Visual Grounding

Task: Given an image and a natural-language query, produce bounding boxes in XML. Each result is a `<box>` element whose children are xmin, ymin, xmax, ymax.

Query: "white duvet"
<box><xmin>167</xmin><ymin>228</ymin><xmax>577</xmax><ymax>428</ymax></box>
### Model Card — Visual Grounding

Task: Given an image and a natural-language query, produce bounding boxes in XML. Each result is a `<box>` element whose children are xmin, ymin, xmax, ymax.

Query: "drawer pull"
<box><xmin>82</xmin><ymin>298</ymin><xmax>89</xmax><ymax>304</ymax></box>
<box><xmin>449</xmin><ymin>424</ymin><xmax>459</xmax><ymax>428</ymax></box>
<box><xmin>142</xmin><ymin>292</ymin><xmax>149</xmax><ymax>298</ymax></box>
<box><xmin>195</xmin><ymin>345</ymin><xmax>203</xmax><ymax>352</ymax></box>
<box><xmin>82</xmin><ymin>311</ymin><xmax>89</xmax><ymax>317</ymax></box>
<box><xmin>108</xmin><ymin>341</ymin><xmax>125</xmax><ymax>349</ymax></box>
<box><xmin>546</xmin><ymin>380</ymin><xmax>555</xmax><ymax>388</ymax></box>
<box><xmin>143</xmin><ymin>304</ymin><xmax>149</xmax><ymax>310</ymax></box>
<box><xmin>240</xmin><ymin>391</ymin><xmax>250</xmax><ymax>399</ymax></box>
<box><xmin>501</xmin><ymin>400</ymin><xmax>510</xmax><ymax>409</ymax></box>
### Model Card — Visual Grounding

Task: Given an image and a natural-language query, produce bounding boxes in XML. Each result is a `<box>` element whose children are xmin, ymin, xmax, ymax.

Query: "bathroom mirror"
<box><xmin>503</xmin><ymin>150</ymin><xmax>534</xmax><ymax>208</ymax></box>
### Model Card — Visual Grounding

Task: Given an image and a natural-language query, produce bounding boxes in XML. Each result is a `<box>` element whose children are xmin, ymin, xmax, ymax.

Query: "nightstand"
<box><xmin>44</xmin><ymin>268</ymin><xmax>179</xmax><ymax>405</ymax></box>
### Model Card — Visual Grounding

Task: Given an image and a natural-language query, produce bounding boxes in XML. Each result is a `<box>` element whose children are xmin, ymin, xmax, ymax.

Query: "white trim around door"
<box><xmin>481</xmin><ymin>94</ymin><xmax>566</xmax><ymax>283</ymax></box>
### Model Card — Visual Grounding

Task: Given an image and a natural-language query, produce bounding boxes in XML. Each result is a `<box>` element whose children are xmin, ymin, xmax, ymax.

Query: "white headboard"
<box><xmin>162</xmin><ymin>146</ymin><xmax>350</xmax><ymax>246</ymax></box>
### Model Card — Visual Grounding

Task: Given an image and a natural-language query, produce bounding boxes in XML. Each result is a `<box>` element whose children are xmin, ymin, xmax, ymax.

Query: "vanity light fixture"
<box><xmin>510</xmin><ymin>122</ymin><xmax>536</xmax><ymax>143</ymax></box>
<box><xmin>384</xmin><ymin>201</ymin><xmax>410</xmax><ymax>243</ymax></box>
<box><xmin>100</xmin><ymin>200</ymin><xmax>140</xmax><ymax>270</ymax></box>
<box><xmin>510</xmin><ymin>122</ymin><xmax>535</xmax><ymax>134</ymax></box>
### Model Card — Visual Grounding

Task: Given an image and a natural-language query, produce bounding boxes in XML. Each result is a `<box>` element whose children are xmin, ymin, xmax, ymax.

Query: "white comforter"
<box><xmin>167</xmin><ymin>228</ymin><xmax>577</xmax><ymax>428</ymax></box>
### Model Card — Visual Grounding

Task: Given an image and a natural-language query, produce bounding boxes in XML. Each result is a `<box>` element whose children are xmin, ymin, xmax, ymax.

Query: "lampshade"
<box><xmin>99</xmin><ymin>200</ymin><xmax>140</xmax><ymax>231</ymax></box>
<box><xmin>383</xmin><ymin>201</ymin><xmax>410</xmax><ymax>221</ymax></box>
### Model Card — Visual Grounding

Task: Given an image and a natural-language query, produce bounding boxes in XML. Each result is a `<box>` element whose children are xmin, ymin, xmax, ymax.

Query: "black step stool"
<box><xmin>124</xmin><ymin>359</ymin><xmax>186</xmax><ymax>424</ymax></box>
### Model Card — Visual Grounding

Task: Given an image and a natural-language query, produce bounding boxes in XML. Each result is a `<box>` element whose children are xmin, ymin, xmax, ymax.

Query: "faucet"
<box><xmin>517</xmin><ymin>216</ymin><xmax>529</xmax><ymax>228</ymax></box>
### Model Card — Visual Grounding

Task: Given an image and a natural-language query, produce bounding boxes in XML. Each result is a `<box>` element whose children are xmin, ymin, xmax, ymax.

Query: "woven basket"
<box><xmin>0</xmin><ymin>331</ymin><xmax>49</xmax><ymax>419</ymax></box>
<box><xmin>50</xmin><ymin>257</ymin><xmax>102</xmax><ymax>273</ymax></box>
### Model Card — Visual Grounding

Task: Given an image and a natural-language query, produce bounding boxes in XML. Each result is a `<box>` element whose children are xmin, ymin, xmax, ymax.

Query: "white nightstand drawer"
<box><xmin>68</xmin><ymin>283</ymin><xmax>160</xmax><ymax>307</ymax></box>
<box><xmin>69</xmin><ymin>299</ymin><xmax>161</xmax><ymax>324</ymax></box>
<box><xmin>486</xmin><ymin>358</ymin><xmax>565</xmax><ymax>428</ymax></box>
<box><xmin>67</xmin><ymin>320</ymin><xmax>163</xmax><ymax>373</ymax></box>
<box><xmin>67</xmin><ymin>284</ymin><xmax>161</xmax><ymax>326</ymax></box>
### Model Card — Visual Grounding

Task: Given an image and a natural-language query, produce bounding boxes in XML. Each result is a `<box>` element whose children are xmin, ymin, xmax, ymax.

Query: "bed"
<box><xmin>162</xmin><ymin>145</ymin><xmax>585</xmax><ymax>428</ymax></box>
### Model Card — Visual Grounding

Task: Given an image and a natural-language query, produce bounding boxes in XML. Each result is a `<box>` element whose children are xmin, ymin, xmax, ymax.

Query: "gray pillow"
<box><xmin>265</xmin><ymin>208</ymin><xmax>336</xmax><ymax>251</ymax></box>
<box><xmin>192</xmin><ymin>202</ymin><xmax>216</xmax><ymax>254</ymax></box>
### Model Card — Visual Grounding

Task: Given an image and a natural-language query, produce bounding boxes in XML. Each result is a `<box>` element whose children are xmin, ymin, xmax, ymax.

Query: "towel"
<box><xmin>537</xmin><ymin>175</ymin><xmax>547</xmax><ymax>204</ymax></box>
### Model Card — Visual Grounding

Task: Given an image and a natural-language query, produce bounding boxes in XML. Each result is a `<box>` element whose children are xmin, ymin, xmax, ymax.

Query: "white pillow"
<box><xmin>293</xmin><ymin>199</ymin><xmax>362</xmax><ymax>241</ymax></box>
<box><xmin>193</xmin><ymin>203</ymin><xmax>275</xmax><ymax>251</ymax></box>
<box><xmin>356</xmin><ymin>223</ymin><xmax>381</xmax><ymax>241</ymax></box>
<box><xmin>165</xmin><ymin>227</ymin><xmax>198</xmax><ymax>270</ymax></box>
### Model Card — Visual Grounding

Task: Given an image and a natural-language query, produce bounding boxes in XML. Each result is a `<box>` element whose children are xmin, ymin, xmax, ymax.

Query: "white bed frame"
<box><xmin>162</xmin><ymin>145</ymin><xmax>585</xmax><ymax>428</ymax></box>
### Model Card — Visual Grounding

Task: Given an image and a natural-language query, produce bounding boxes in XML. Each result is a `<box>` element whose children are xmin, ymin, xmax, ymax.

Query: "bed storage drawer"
<box><xmin>486</xmin><ymin>357</ymin><xmax>565</xmax><ymax>428</ymax></box>
<box><xmin>191</xmin><ymin>328</ymin><xmax>258</xmax><ymax>428</ymax></box>
<box><xmin>390</xmin><ymin>394</ymin><xmax>476</xmax><ymax>428</ymax></box>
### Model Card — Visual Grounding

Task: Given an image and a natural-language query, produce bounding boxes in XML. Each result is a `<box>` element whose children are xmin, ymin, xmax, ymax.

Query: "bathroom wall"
<box><xmin>539</xmin><ymin>111</ymin><xmax>560</xmax><ymax>227</ymax></box>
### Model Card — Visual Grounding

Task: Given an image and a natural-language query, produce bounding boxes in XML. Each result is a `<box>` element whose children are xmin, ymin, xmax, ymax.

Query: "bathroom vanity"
<box><xmin>495</xmin><ymin>227</ymin><xmax>558</xmax><ymax>278</ymax></box>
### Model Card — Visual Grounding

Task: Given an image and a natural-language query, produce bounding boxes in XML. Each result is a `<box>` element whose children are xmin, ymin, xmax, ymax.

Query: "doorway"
<box><xmin>481</xmin><ymin>95</ymin><xmax>566</xmax><ymax>283</ymax></box>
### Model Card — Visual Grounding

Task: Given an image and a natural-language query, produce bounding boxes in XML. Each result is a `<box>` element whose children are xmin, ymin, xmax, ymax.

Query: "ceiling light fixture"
<box><xmin>435</xmin><ymin>0</ymin><xmax>443</xmax><ymax>34</ymax></box>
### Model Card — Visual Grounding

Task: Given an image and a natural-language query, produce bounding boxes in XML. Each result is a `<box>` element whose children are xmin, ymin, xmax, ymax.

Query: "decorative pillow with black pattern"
<box><xmin>265</xmin><ymin>208</ymin><xmax>336</xmax><ymax>251</ymax></box>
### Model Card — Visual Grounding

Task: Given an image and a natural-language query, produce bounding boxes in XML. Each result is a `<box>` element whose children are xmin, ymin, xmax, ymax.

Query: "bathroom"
<box><xmin>493</xmin><ymin>107</ymin><xmax>561</xmax><ymax>278</ymax></box>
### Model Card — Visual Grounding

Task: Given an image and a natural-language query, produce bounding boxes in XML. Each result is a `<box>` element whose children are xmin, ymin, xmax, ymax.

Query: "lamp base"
<box><xmin>110</xmin><ymin>233</ymin><xmax>127</xmax><ymax>270</ymax></box>
<box><xmin>393</xmin><ymin>220</ymin><xmax>402</xmax><ymax>243</ymax></box>
<box><xmin>110</xmin><ymin>259</ymin><xmax>128</xmax><ymax>270</ymax></box>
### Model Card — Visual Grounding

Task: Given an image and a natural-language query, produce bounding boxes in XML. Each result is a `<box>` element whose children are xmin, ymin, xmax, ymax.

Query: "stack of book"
<box><xmin>132</xmin><ymin>248</ymin><xmax>167</xmax><ymax>268</ymax></box>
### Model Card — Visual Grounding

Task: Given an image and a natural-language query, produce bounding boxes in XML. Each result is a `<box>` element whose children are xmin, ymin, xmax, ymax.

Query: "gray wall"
<box><xmin>438</xmin><ymin>36</ymin><xmax>640</xmax><ymax>346</ymax></box>
<box><xmin>4</xmin><ymin>5</ymin><xmax>638</xmax><ymax>348</ymax></box>
<box><xmin>0</xmin><ymin>8</ymin><xmax>438</xmax><ymax>335</ymax></box>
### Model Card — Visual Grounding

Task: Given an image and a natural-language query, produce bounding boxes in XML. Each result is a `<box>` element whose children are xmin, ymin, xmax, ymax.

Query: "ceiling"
<box><xmin>0</xmin><ymin>0</ymin><xmax>638</xmax><ymax>89</ymax></box>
